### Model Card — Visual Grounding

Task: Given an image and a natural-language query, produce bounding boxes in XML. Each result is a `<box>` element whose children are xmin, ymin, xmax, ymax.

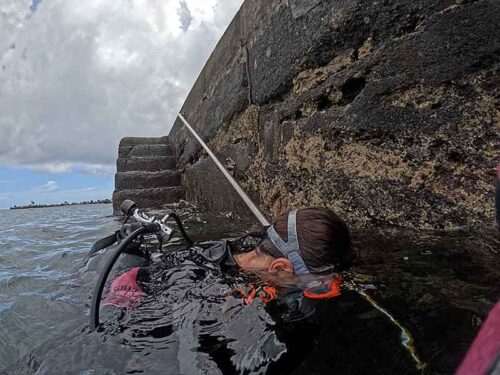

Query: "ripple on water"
<box><xmin>0</xmin><ymin>204</ymin><xmax>119</xmax><ymax>369</ymax></box>
<box><xmin>1</xmin><ymin>205</ymin><xmax>498</xmax><ymax>375</ymax></box>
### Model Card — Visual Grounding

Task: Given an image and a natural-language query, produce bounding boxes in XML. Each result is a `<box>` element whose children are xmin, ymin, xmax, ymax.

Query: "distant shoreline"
<box><xmin>10</xmin><ymin>199</ymin><xmax>112</xmax><ymax>210</ymax></box>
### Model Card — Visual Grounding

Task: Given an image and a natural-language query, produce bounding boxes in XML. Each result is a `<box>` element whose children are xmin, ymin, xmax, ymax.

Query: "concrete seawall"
<box><xmin>167</xmin><ymin>0</ymin><xmax>499</xmax><ymax>229</ymax></box>
<box><xmin>112</xmin><ymin>137</ymin><xmax>185</xmax><ymax>213</ymax></box>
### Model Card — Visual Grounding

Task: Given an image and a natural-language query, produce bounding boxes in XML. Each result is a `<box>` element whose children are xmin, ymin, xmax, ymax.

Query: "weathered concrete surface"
<box><xmin>169</xmin><ymin>0</ymin><xmax>499</xmax><ymax>229</ymax></box>
<box><xmin>120</xmin><ymin>136</ymin><xmax>169</xmax><ymax>145</ymax></box>
<box><xmin>115</xmin><ymin>171</ymin><xmax>182</xmax><ymax>190</ymax></box>
<box><xmin>112</xmin><ymin>137</ymin><xmax>185</xmax><ymax>213</ymax></box>
<box><xmin>119</xmin><ymin>144</ymin><xmax>172</xmax><ymax>158</ymax></box>
<box><xmin>116</xmin><ymin>156</ymin><xmax>177</xmax><ymax>172</ymax></box>
<box><xmin>183</xmin><ymin>157</ymin><xmax>254</xmax><ymax>217</ymax></box>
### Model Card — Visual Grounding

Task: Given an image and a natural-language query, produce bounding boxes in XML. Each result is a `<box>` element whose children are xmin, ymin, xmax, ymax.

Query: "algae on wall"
<box><xmin>170</xmin><ymin>0</ymin><xmax>500</xmax><ymax>230</ymax></box>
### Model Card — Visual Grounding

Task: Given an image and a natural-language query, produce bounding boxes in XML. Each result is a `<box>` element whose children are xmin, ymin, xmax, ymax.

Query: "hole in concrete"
<box><xmin>341</xmin><ymin>77</ymin><xmax>366</xmax><ymax>104</ymax></box>
<box><xmin>316</xmin><ymin>94</ymin><xmax>333</xmax><ymax>111</ymax></box>
<box><xmin>295</xmin><ymin>94</ymin><xmax>334</xmax><ymax>118</ymax></box>
<box><xmin>447</xmin><ymin>150</ymin><xmax>463</xmax><ymax>163</ymax></box>
<box><xmin>398</xmin><ymin>16</ymin><xmax>421</xmax><ymax>35</ymax></box>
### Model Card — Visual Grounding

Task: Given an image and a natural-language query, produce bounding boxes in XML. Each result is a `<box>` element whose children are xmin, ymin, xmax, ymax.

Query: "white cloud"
<box><xmin>28</xmin><ymin>162</ymin><xmax>115</xmax><ymax>175</ymax></box>
<box><xmin>57</xmin><ymin>186</ymin><xmax>98</xmax><ymax>194</ymax></box>
<box><xmin>29</xmin><ymin>162</ymin><xmax>73</xmax><ymax>174</ymax></box>
<box><xmin>38</xmin><ymin>180</ymin><xmax>59</xmax><ymax>192</ymax></box>
<box><xmin>0</xmin><ymin>0</ymin><xmax>243</xmax><ymax>171</ymax></box>
<box><xmin>77</xmin><ymin>163</ymin><xmax>116</xmax><ymax>176</ymax></box>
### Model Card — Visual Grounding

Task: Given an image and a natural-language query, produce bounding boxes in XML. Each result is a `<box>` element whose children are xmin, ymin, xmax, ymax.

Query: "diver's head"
<box><xmin>234</xmin><ymin>207</ymin><xmax>353</xmax><ymax>274</ymax></box>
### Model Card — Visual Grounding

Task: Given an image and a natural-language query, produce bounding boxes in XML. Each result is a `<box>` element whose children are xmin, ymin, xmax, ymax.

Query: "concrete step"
<box><xmin>115</xmin><ymin>171</ymin><xmax>181</xmax><ymax>190</ymax></box>
<box><xmin>120</xmin><ymin>136</ymin><xmax>169</xmax><ymax>146</ymax></box>
<box><xmin>117</xmin><ymin>156</ymin><xmax>176</xmax><ymax>172</ymax></box>
<box><xmin>113</xmin><ymin>187</ymin><xmax>185</xmax><ymax>213</ymax></box>
<box><xmin>119</xmin><ymin>144</ymin><xmax>173</xmax><ymax>158</ymax></box>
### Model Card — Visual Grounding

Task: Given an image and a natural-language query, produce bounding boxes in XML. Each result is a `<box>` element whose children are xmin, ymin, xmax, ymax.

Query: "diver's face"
<box><xmin>233</xmin><ymin>250</ymin><xmax>271</xmax><ymax>270</ymax></box>
<box><xmin>234</xmin><ymin>250</ymin><xmax>294</xmax><ymax>274</ymax></box>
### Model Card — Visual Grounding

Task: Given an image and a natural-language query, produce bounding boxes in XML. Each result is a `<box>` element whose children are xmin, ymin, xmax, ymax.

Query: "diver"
<box><xmin>83</xmin><ymin>202</ymin><xmax>354</xmax><ymax>374</ymax></box>
<box><xmin>90</xmin><ymin>204</ymin><xmax>354</xmax><ymax>320</ymax></box>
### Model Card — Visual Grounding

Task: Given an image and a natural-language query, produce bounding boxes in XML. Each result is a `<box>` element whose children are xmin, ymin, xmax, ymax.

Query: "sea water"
<box><xmin>0</xmin><ymin>204</ymin><xmax>498</xmax><ymax>374</ymax></box>
<box><xmin>0</xmin><ymin>205</ymin><xmax>119</xmax><ymax>369</ymax></box>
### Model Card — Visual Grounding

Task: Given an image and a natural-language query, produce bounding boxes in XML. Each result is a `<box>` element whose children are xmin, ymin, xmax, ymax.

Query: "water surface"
<box><xmin>0</xmin><ymin>204</ymin><xmax>498</xmax><ymax>374</ymax></box>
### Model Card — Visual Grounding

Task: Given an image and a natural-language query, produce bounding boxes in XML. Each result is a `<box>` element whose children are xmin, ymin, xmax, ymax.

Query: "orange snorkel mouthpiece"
<box><xmin>303</xmin><ymin>274</ymin><xmax>342</xmax><ymax>299</ymax></box>
<box><xmin>233</xmin><ymin>275</ymin><xmax>342</xmax><ymax>305</ymax></box>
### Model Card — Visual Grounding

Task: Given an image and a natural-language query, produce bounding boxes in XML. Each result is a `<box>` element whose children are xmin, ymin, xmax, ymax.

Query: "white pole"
<box><xmin>177</xmin><ymin>113</ymin><xmax>271</xmax><ymax>226</ymax></box>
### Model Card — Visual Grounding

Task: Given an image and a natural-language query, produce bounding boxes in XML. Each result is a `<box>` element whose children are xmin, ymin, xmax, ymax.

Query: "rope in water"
<box><xmin>344</xmin><ymin>282</ymin><xmax>427</xmax><ymax>371</ymax></box>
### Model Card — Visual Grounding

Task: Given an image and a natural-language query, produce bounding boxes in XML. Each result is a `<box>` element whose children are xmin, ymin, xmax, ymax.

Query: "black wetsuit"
<box><xmin>94</xmin><ymin>240</ymin><xmax>303</xmax><ymax>374</ymax></box>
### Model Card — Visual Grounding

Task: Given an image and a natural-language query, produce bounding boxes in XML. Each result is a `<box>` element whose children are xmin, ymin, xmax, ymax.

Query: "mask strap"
<box><xmin>266</xmin><ymin>210</ymin><xmax>310</xmax><ymax>275</ymax></box>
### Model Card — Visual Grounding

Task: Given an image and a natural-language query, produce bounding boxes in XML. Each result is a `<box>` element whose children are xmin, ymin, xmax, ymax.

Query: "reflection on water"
<box><xmin>0</xmin><ymin>204</ymin><xmax>498</xmax><ymax>374</ymax></box>
<box><xmin>353</xmin><ymin>288</ymin><xmax>425</xmax><ymax>370</ymax></box>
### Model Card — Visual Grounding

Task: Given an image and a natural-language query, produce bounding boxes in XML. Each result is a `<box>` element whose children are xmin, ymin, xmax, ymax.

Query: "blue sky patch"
<box><xmin>31</xmin><ymin>0</ymin><xmax>42</xmax><ymax>12</ymax></box>
<box><xmin>0</xmin><ymin>165</ymin><xmax>114</xmax><ymax>209</ymax></box>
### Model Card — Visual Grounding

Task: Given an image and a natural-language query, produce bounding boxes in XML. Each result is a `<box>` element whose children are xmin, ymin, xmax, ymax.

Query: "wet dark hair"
<box><xmin>246</xmin><ymin>208</ymin><xmax>354</xmax><ymax>273</ymax></box>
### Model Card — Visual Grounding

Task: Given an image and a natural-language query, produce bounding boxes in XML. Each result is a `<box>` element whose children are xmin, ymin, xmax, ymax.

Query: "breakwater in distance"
<box><xmin>10</xmin><ymin>198</ymin><xmax>112</xmax><ymax>210</ymax></box>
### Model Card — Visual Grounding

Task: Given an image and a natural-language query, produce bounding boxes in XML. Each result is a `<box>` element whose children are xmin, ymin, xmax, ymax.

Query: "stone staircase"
<box><xmin>112</xmin><ymin>136</ymin><xmax>185</xmax><ymax>214</ymax></box>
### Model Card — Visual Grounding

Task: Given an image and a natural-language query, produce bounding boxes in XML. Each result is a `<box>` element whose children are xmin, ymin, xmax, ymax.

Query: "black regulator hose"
<box><xmin>90</xmin><ymin>224</ymin><xmax>154</xmax><ymax>331</ymax></box>
<box><xmin>167</xmin><ymin>212</ymin><xmax>193</xmax><ymax>245</ymax></box>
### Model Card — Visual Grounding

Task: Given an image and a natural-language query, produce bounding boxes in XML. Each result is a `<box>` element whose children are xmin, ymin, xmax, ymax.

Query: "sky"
<box><xmin>0</xmin><ymin>0</ymin><xmax>243</xmax><ymax>209</ymax></box>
